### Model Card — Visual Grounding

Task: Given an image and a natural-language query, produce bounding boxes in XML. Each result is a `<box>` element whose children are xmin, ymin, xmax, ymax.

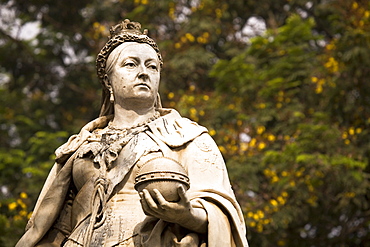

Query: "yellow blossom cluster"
<box><xmin>92</xmin><ymin>22</ymin><xmax>107</xmax><ymax>40</ymax></box>
<box><xmin>246</xmin><ymin>191</ymin><xmax>289</xmax><ymax>233</ymax></box>
<box><xmin>175</xmin><ymin>32</ymin><xmax>210</xmax><ymax>49</ymax></box>
<box><xmin>263</xmin><ymin>168</ymin><xmax>280</xmax><ymax>184</ymax></box>
<box><xmin>134</xmin><ymin>0</ymin><xmax>148</xmax><ymax>5</ymax></box>
<box><xmin>311</xmin><ymin>76</ymin><xmax>336</xmax><ymax>94</ymax></box>
<box><xmin>325</xmin><ymin>40</ymin><xmax>336</xmax><ymax>51</ymax></box>
<box><xmin>275</xmin><ymin>90</ymin><xmax>291</xmax><ymax>109</ymax></box>
<box><xmin>342</xmin><ymin>126</ymin><xmax>362</xmax><ymax>145</ymax></box>
<box><xmin>166</xmin><ymin>90</ymin><xmax>212</xmax><ymax>123</ymax></box>
<box><xmin>239</xmin><ymin>125</ymin><xmax>279</xmax><ymax>155</ymax></box>
<box><xmin>7</xmin><ymin>192</ymin><xmax>32</xmax><ymax>222</ymax></box>
<box><xmin>246</xmin><ymin>209</ymin><xmax>270</xmax><ymax>233</ymax></box>
<box><xmin>324</xmin><ymin>57</ymin><xmax>339</xmax><ymax>73</ymax></box>
<box><xmin>350</xmin><ymin>1</ymin><xmax>370</xmax><ymax>28</ymax></box>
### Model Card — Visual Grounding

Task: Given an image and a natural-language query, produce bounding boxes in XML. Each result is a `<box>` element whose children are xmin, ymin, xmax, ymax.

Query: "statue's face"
<box><xmin>108</xmin><ymin>43</ymin><xmax>160</xmax><ymax>108</ymax></box>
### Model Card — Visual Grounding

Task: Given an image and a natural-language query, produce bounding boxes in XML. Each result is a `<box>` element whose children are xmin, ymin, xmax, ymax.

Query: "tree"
<box><xmin>1</xmin><ymin>0</ymin><xmax>369</xmax><ymax>246</ymax></box>
<box><xmin>208</xmin><ymin>2</ymin><xmax>370</xmax><ymax>246</ymax></box>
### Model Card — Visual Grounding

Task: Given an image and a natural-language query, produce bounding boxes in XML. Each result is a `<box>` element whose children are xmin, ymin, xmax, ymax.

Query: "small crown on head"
<box><xmin>109</xmin><ymin>19</ymin><xmax>148</xmax><ymax>39</ymax></box>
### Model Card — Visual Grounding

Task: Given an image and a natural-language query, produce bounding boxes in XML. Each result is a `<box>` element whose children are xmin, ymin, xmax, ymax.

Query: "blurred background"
<box><xmin>0</xmin><ymin>0</ymin><xmax>369</xmax><ymax>246</ymax></box>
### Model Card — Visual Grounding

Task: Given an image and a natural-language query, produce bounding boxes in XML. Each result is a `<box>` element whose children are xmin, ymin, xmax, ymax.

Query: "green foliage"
<box><xmin>208</xmin><ymin>3</ymin><xmax>370</xmax><ymax>246</ymax></box>
<box><xmin>1</xmin><ymin>0</ymin><xmax>369</xmax><ymax>246</ymax></box>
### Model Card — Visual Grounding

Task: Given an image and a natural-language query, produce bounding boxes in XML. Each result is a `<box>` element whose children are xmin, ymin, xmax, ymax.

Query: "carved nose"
<box><xmin>138</xmin><ymin>72</ymin><xmax>149</xmax><ymax>80</ymax></box>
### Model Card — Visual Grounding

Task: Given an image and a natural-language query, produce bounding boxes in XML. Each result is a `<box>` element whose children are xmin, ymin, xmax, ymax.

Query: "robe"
<box><xmin>16</xmin><ymin>109</ymin><xmax>248</xmax><ymax>247</ymax></box>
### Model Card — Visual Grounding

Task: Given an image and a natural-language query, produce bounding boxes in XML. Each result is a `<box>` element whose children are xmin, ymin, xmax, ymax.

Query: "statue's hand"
<box><xmin>139</xmin><ymin>185</ymin><xmax>207</xmax><ymax>233</ymax></box>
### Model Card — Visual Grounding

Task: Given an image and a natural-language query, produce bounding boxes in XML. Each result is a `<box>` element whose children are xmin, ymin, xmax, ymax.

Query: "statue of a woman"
<box><xmin>16</xmin><ymin>19</ymin><xmax>249</xmax><ymax>247</ymax></box>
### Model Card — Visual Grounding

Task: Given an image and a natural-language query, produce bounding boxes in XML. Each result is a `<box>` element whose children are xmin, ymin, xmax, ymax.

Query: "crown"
<box><xmin>108</xmin><ymin>19</ymin><xmax>148</xmax><ymax>39</ymax></box>
<box><xmin>96</xmin><ymin>19</ymin><xmax>163</xmax><ymax>82</ymax></box>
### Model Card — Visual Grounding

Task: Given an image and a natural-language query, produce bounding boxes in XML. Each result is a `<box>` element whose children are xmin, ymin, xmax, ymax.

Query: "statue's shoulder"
<box><xmin>148</xmin><ymin>108</ymin><xmax>208</xmax><ymax>147</ymax></box>
<box><xmin>55</xmin><ymin>115</ymin><xmax>113</xmax><ymax>163</ymax></box>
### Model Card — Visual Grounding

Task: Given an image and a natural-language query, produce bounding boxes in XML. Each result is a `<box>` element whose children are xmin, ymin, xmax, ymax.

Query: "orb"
<box><xmin>134</xmin><ymin>157</ymin><xmax>190</xmax><ymax>202</ymax></box>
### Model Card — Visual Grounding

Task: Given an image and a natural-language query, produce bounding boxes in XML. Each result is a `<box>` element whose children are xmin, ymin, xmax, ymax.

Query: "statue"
<box><xmin>16</xmin><ymin>19</ymin><xmax>249</xmax><ymax>247</ymax></box>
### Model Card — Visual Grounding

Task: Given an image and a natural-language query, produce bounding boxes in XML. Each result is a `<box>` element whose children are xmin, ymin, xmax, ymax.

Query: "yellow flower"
<box><xmin>8</xmin><ymin>202</ymin><xmax>17</xmax><ymax>211</ymax></box>
<box><xmin>19</xmin><ymin>210</ymin><xmax>28</xmax><ymax>217</ymax></box>
<box><xmin>20</xmin><ymin>192</ymin><xmax>28</xmax><ymax>199</ymax></box>
<box><xmin>17</xmin><ymin>199</ymin><xmax>27</xmax><ymax>209</ymax></box>
<box><xmin>209</xmin><ymin>129</ymin><xmax>216</xmax><ymax>136</ymax></box>
<box><xmin>203</xmin><ymin>95</ymin><xmax>209</xmax><ymax>101</ymax></box>
<box><xmin>311</xmin><ymin>76</ymin><xmax>318</xmax><ymax>83</ymax></box>
<box><xmin>277</xmin><ymin>196</ymin><xmax>286</xmax><ymax>205</ymax></box>
<box><xmin>181</xmin><ymin>36</ymin><xmax>187</xmax><ymax>43</ymax></box>
<box><xmin>13</xmin><ymin>215</ymin><xmax>22</xmax><ymax>221</ymax></box>
<box><xmin>270</xmin><ymin>199</ymin><xmax>278</xmax><ymax>207</ymax></box>
<box><xmin>262</xmin><ymin>218</ymin><xmax>271</xmax><ymax>225</ymax></box>
<box><xmin>258</xmin><ymin>103</ymin><xmax>266</xmax><ymax>109</ymax></box>
<box><xmin>271</xmin><ymin>176</ymin><xmax>279</xmax><ymax>183</ymax></box>
<box><xmin>249</xmin><ymin>138</ymin><xmax>257</xmax><ymax>147</ymax></box>
<box><xmin>258</xmin><ymin>142</ymin><xmax>266</xmax><ymax>150</ymax></box>
<box><xmin>185</xmin><ymin>33</ymin><xmax>195</xmax><ymax>42</ymax></box>
<box><xmin>257</xmin><ymin>210</ymin><xmax>265</xmax><ymax>219</ymax></box>
<box><xmin>324</xmin><ymin>57</ymin><xmax>339</xmax><ymax>73</ymax></box>
<box><xmin>267</xmin><ymin>134</ymin><xmax>276</xmax><ymax>142</ymax></box>
<box><xmin>240</xmin><ymin>143</ymin><xmax>248</xmax><ymax>152</ymax></box>
<box><xmin>257</xmin><ymin>126</ymin><xmax>265</xmax><ymax>135</ymax></box>
<box><xmin>315</xmin><ymin>85</ymin><xmax>323</xmax><ymax>94</ymax></box>
<box><xmin>219</xmin><ymin>145</ymin><xmax>226</xmax><ymax>153</ymax></box>
<box><xmin>27</xmin><ymin>212</ymin><xmax>33</xmax><ymax>219</ymax></box>
<box><xmin>190</xmin><ymin>108</ymin><xmax>197</xmax><ymax>115</ymax></box>
<box><xmin>249</xmin><ymin>221</ymin><xmax>256</xmax><ymax>227</ymax></box>
<box><xmin>263</xmin><ymin>168</ymin><xmax>272</xmax><ymax>177</ymax></box>
<box><xmin>197</xmin><ymin>37</ymin><xmax>204</xmax><ymax>43</ymax></box>
<box><xmin>365</xmin><ymin>11</ymin><xmax>370</xmax><ymax>19</ymax></box>
<box><xmin>348</xmin><ymin>127</ymin><xmax>355</xmax><ymax>135</ymax></box>
<box><xmin>295</xmin><ymin>171</ymin><xmax>303</xmax><ymax>177</ymax></box>
<box><xmin>326</xmin><ymin>42</ymin><xmax>336</xmax><ymax>51</ymax></box>
<box><xmin>168</xmin><ymin>92</ymin><xmax>175</xmax><ymax>99</ymax></box>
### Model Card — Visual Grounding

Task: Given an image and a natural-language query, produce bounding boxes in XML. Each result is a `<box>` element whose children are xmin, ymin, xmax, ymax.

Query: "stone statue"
<box><xmin>16</xmin><ymin>19</ymin><xmax>249</xmax><ymax>247</ymax></box>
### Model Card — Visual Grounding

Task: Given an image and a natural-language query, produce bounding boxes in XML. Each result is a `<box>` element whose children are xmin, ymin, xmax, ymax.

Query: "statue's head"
<box><xmin>96</xmin><ymin>19</ymin><xmax>163</xmax><ymax>116</ymax></box>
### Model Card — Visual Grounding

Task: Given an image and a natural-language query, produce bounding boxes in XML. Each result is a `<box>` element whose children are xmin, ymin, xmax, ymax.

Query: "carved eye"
<box><xmin>148</xmin><ymin>64</ymin><xmax>158</xmax><ymax>71</ymax></box>
<box><xmin>124</xmin><ymin>62</ymin><xmax>136</xmax><ymax>68</ymax></box>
